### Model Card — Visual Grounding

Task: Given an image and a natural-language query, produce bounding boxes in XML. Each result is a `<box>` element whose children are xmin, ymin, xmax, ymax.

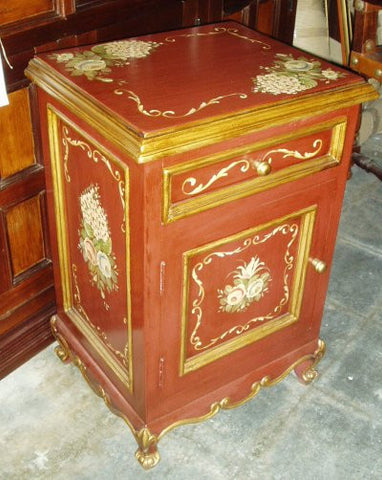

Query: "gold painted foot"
<box><xmin>50</xmin><ymin>315</ymin><xmax>72</xmax><ymax>364</ymax></box>
<box><xmin>134</xmin><ymin>427</ymin><xmax>160</xmax><ymax>470</ymax></box>
<box><xmin>294</xmin><ymin>339</ymin><xmax>326</xmax><ymax>385</ymax></box>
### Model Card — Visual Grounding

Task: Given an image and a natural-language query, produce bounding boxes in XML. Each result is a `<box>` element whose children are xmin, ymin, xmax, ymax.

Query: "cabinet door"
<box><xmin>155</xmin><ymin>173</ymin><xmax>339</xmax><ymax>416</ymax></box>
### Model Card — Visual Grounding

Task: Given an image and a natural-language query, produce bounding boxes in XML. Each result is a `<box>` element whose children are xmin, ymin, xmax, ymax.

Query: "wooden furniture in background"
<box><xmin>350</xmin><ymin>0</ymin><xmax>382</xmax><ymax>180</ymax></box>
<box><xmin>27</xmin><ymin>22</ymin><xmax>376</xmax><ymax>469</ymax></box>
<box><xmin>222</xmin><ymin>0</ymin><xmax>297</xmax><ymax>45</ymax></box>
<box><xmin>0</xmin><ymin>88</ymin><xmax>55</xmax><ymax>378</ymax></box>
<box><xmin>350</xmin><ymin>0</ymin><xmax>382</xmax><ymax>80</ymax></box>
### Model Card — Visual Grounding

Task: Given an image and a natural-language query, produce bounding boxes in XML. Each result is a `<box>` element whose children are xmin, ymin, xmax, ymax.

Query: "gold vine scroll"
<box><xmin>61</xmin><ymin>124</ymin><xmax>126</xmax><ymax>231</ymax></box>
<box><xmin>165</xmin><ymin>27</ymin><xmax>271</xmax><ymax>50</ymax></box>
<box><xmin>113</xmin><ymin>88</ymin><xmax>248</xmax><ymax>118</ymax></box>
<box><xmin>189</xmin><ymin>222</ymin><xmax>298</xmax><ymax>351</ymax></box>
<box><xmin>182</xmin><ymin>139</ymin><xmax>323</xmax><ymax>196</ymax></box>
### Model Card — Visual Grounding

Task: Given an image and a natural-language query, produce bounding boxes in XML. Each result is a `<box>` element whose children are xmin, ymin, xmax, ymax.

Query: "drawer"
<box><xmin>163</xmin><ymin>117</ymin><xmax>347</xmax><ymax>223</ymax></box>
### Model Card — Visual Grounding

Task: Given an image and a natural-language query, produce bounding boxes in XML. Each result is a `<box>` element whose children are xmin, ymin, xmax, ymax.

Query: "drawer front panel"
<box><xmin>163</xmin><ymin>118</ymin><xmax>346</xmax><ymax>223</ymax></box>
<box><xmin>47</xmin><ymin>106</ymin><xmax>133</xmax><ymax>392</ymax></box>
<box><xmin>180</xmin><ymin>206</ymin><xmax>316</xmax><ymax>375</ymax></box>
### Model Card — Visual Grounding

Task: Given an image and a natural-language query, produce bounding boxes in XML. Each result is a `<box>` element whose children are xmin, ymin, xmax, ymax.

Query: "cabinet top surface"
<box><xmin>30</xmin><ymin>23</ymin><xmax>368</xmax><ymax>133</ymax></box>
<box><xmin>27</xmin><ymin>22</ymin><xmax>378</xmax><ymax>163</ymax></box>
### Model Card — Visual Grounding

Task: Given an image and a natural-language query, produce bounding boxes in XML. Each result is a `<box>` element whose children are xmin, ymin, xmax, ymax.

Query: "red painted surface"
<box><xmin>31</xmin><ymin>22</ymin><xmax>371</xmax><ymax>440</ymax></box>
<box><xmin>38</xmin><ymin>22</ymin><xmax>362</xmax><ymax>134</ymax></box>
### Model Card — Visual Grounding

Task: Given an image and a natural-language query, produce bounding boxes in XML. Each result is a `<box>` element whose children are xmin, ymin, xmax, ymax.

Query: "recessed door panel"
<box><xmin>180</xmin><ymin>206</ymin><xmax>316</xmax><ymax>375</ymax></box>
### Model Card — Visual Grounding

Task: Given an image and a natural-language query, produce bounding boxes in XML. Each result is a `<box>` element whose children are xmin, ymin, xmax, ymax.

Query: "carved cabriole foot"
<box><xmin>134</xmin><ymin>427</ymin><xmax>160</xmax><ymax>470</ymax></box>
<box><xmin>49</xmin><ymin>317</ymin><xmax>160</xmax><ymax>470</ymax></box>
<box><xmin>294</xmin><ymin>339</ymin><xmax>326</xmax><ymax>385</ymax></box>
<box><xmin>50</xmin><ymin>315</ymin><xmax>72</xmax><ymax>364</ymax></box>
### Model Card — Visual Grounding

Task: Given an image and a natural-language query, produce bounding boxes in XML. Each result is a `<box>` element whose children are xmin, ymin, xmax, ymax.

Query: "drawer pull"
<box><xmin>254</xmin><ymin>160</ymin><xmax>271</xmax><ymax>176</ymax></box>
<box><xmin>309</xmin><ymin>257</ymin><xmax>327</xmax><ymax>274</ymax></box>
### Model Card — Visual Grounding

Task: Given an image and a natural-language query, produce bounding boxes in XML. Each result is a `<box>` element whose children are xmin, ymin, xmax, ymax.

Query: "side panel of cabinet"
<box><xmin>0</xmin><ymin>89</ymin><xmax>55</xmax><ymax>379</ymax></box>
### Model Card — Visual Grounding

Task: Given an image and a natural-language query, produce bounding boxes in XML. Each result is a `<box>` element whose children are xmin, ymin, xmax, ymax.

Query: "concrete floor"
<box><xmin>0</xmin><ymin>166</ymin><xmax>381</xmax><ymax>480</ymax></box>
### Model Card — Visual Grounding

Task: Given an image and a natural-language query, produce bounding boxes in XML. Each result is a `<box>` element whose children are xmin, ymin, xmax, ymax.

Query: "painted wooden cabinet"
<box><xmin>26</xmin><ymin>22</ymin><xmax>376</xmax><ymax>469</ymax></box>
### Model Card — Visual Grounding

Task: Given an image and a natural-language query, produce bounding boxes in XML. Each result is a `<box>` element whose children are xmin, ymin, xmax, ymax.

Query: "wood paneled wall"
<box><xmin>0</xmin><ymin>89</ymin><xmax>55</xmax><ymax>378</ymax></box>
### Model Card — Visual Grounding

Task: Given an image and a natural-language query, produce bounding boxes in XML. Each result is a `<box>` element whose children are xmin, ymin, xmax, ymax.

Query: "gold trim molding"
<box><xmin>181</xmin><ymin>139</ymin><xmax>323</xmax><ymax>196</ymax></box>
<box><xmin>180</xmin><ymin>206</ymin><xmax>317</xmax><ymax>375</ymax></box>
<box><xmin>163</xmin><ymin>117</ymin><xmax>346</xmax><ymax>223</ymax></box>
<box><xmin>114</xmin><ymin>88</ymin><xmax>248</xmax><ymax>119</ymax></box>
<box><xmin>25</xmin><ymin>58</ymin><xmax>377</xmax><ymax>164</ymax></box>
<box><xmin>47</xmin><ymin>106</ymin><xmax>133</xmax><ymax>392</ymax></box>
<box><xmin>51</xmin><ymin>316</ymin><xmax>325</xmax><ymax>470</ymax></box>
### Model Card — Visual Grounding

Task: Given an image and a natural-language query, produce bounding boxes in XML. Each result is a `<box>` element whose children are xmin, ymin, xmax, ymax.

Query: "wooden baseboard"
<box><xmin>0</xmin><ymin>304</ymin><xmax>56</xmax><ymax>379</ymax></box>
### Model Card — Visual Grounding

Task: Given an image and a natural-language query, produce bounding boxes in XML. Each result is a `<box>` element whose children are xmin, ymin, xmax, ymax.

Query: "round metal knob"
<box><xmin>309</xmin><ymin>257</ymin><xmax>327</xmax><ymax>274</ymax></box>
<box><xmin>255</xmin><ymin>161</ymin><xmax>271</xmax><ymax>176</ymax></box>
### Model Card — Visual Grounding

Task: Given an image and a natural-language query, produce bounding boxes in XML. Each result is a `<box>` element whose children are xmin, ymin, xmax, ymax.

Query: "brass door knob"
<box><xmin>254</xmin><ymin>161</ymin><xmax>271</xmax><ymax>176</ymax></box>
<box><xmin>309</xmin><ymin>257</ymin><xmax>327</xmax><ymax>274</ymax></box>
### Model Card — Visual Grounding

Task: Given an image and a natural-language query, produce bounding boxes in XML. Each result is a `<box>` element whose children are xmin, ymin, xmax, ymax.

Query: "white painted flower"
<box><xmin>80</xmin><ymin>186</ymin><xmax>110</xmax><ymax>242</ymax></box>
<box><xmin>103</xmin><ymin>40</ymin><xmax>159</xmax><ymax>60</ymax></box>
<box><xmin>56</xmin><ymin>53</ymin><xmax>74</xmax><ymax>63</ymax></box>
<box><xmin>74</xmin><ymin>59</ymin><xmax>107</xmax><ymax>72</ymax></box>
<box><xmin>225</xmin><ymin>284</ymin><xmax>247</xmax><ymax>306</ymax></box>
<box><xmin>97</xmin><ymin>251</ymin><xmax>112</xmax><ymax>278</ymax></box>
<box><xmin>321</xmin><ymin>69</ymin><xmax>340</xmax><ymax>80</ymax></box>
<box><xmin>218</xmin><ymin>255</ymin><xmax>271</xmax><ymax>313</ymax></box>
<box><xmin>246</xmin><ymin>274</ymin><xmax>270</xmax><ymax>301</ymax></box>
<box><xmin>284</xmin><ymin>60</ymin><xmax>313</xmax><ymax>72</ymax></box>
<box><xmin>254</xmin><ymin>73</ymin><xmax>310</xmax><ymax>95</ymax></box>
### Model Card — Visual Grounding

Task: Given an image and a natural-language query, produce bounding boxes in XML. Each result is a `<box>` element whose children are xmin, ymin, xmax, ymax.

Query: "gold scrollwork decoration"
<box><xmin>159</xmin><ymin>340</ymin><xmax>326</xmax><ymax>446</ymax></box>
<box><xmin>165</xmin><ymin>27</ymin><xmax>271</xmax><ymax>50</ymax></box>
<box><xmin>50</xmin><ymin>329</ymin><xmax>324</xmax><ymax>470</ymax></box>
<box><xmin>71</xmin><ymin>264</ymin><xmax>130</xmax><ymax>371</ymax></box>
<box><xmin>182</xmin><ymin>159</ymin><xmax>251</xmax><ymax>195</ymax></box>
<box><xmin>190</xmin><ymin>222</ymin><xmax>298</xmax><ymax>351</ymax></box>
<box><xmin>61</xmin><ymin>125</ymin><xmax>125</xmax><ymax>212</ymax></box>
<box><xmin>50</xmin><ymin>337</ymin><xmax>161</xmax><ymax>470</ymax></box>
<box><xmin>114</xmin><ymin>88</ymin><xmax>248</xmax><ymax>119</ymax></box>
<box><xmin>51</xmin><ymin>315</ymin><xmax>71</xmax><ymax>363</ymax></box>
<box><xmin>181</xmin><ymin>139</ymin><xmax>323</xmax><ymax>196</ymax></box>
<box><xmin>262</xmin><ymin>139</ymin><xmax>323</xmax><ymax>165</ymax></box>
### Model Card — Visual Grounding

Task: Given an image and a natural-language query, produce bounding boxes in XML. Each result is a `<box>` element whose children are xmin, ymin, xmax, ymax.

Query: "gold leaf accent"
<box><xmin>190</xmin><ymin>223</ymin><xmax>298</xmax><ymax>351</ymax></box>
<box><xmin>182</xmin><ymin>159</ymin><xmax>251</xmax><ymax>195</ymax></box>
<box><xmin>262</xmin><ymin>139</ymin><xmax>323</xmax><ymax>164</ymax></box>
<box><xmin>165</xmin><ymin>27</ymin><xmax>271</xmax><ymax>50</ymax></box>
<box><xmin>51</xmin><ymin>324</ymin><xmax>324</xmax><ymax>470</ymax></box>
<box><xmin>62</xmin><ymin>125</ymin><xmax>125</xmax><ymax>212</ymax></box>
<box><xmin>114</xmin><ymin>88</ymin><xmax>247</xmax><ymax>118</ymax></box>
<box><xmin>181</xmin><ymin>139</ymin><xmax>323</xmax><ymax>196</ymax></box>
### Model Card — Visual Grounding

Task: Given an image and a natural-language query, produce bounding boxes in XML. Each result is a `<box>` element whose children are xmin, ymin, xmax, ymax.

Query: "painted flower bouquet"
<box><xmin>253</xmin><ymin>53</ymin><xmax>344</xmax><ymax>96</ymax></box>
<box><xmin>78</xmin><ymin>184</ymin><xmax>118</xmax><ymax>302</ymax></box>
<box><xmin>217</xmin><ymin>256</ymin><xmax>271</xmax><ymax>313</ymax></box>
